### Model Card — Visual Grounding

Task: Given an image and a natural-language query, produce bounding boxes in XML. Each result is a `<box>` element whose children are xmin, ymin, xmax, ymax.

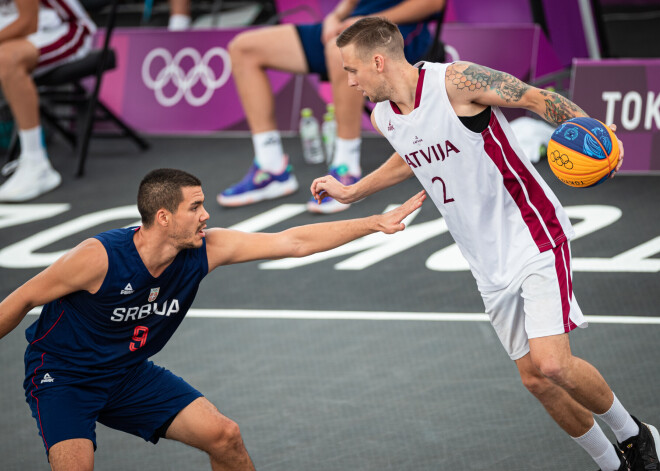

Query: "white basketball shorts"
<box><xmin>0</xmin><ymin>9</ymin><xmax>93</xmax><ymax>75</ymax></box>
<box><xmin>481</xmin><ymin>241</ymin><xmax>587</xmax><ymax>361</ymax></box>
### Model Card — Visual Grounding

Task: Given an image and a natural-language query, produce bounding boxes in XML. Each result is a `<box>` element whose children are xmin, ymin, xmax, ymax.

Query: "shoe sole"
<box><xmin>217</xmin><ymin>177</ymin><xmax>299</xmax><ymax>207</ymax></box>
<box><xmin>644</xmin><ymin>422</ymin><xmax>660</xmax><ymax>456</ymax></box>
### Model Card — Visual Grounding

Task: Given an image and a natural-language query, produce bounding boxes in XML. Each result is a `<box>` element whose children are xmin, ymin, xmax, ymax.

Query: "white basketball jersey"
<box><xmin>373</xmin><ymin>62</ymin><xmax>574</xmax><ymax>291</ymax></box>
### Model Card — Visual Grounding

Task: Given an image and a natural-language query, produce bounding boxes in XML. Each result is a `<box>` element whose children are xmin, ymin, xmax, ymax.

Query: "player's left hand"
<box><xmin>376</xmin><ymin>190</ymin><xmax>426</xmax><ymax>234</ymax></box>
<box><xmin>609</xmin><ymin>123</ymin><xmax>624</xmax><ymax>177</ymax></box>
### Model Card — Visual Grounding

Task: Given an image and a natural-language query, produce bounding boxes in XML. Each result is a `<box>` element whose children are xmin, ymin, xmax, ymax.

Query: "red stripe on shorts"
<box><xmin>38</xmin><ymin>24</ymin><xmax>89</xmax><ymax>69</ymax></box>
<box><xmin>30</xmin><ymin>352</ymin><xmax>49</xmax><ymax>451</ymax></box>
<box><xmin>554</xmin><ymin>243</ymin><xmax>577</xmax><ymax>332</ymax></box>
<box><xmin>39</xmin><ymin>22</ymin><xmax>77</xmax><ymax>56</ymax></box>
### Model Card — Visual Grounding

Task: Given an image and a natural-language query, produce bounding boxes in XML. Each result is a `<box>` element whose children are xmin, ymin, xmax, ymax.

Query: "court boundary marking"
<box><xmin>26</xmin><ymin>308</ymin><xmax>660</xmax><ymax>324</ymax></box>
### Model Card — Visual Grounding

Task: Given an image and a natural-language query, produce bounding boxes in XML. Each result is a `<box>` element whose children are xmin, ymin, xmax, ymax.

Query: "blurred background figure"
<box><xmin>0</xmin><ymin>0</ymin><xmax>96</xmax><ymax>202</ymax></box>
<box><xmin>167</xmin><ymin>0</ymin><xmax>190</xmax><ymax>30</ymax></box>
<box><xmin>217</xmin><ymin>0</ymin><xmax>446</xmax><ymax>214</ymax></box>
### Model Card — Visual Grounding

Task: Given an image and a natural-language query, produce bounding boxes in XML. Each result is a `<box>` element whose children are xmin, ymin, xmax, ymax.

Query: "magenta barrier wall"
<box><xmin>98</xmin><ymin>24</ymin><xmax>562</xmax><ymax>134</ymax></box>
<box><xmin>571</xmin><ymin>59</ymin><xmax>660</xmax><ymax>172</ymax></box>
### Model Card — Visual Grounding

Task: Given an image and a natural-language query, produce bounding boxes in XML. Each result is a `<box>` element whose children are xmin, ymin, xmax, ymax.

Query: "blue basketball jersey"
<box><xmin>24</xmin><ymin>227</ymin><xmax>208</xmax><ymax>371</ymax></box>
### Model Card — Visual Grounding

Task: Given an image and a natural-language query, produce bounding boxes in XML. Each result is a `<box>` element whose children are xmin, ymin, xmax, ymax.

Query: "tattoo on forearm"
<box><xmin>447</xmin><ymin>64</ymin><xmax>529</xmax><ymax>103</ymax></box>
<box><xmin>539</xmin><ymin>90</ymin><xmax>587</xmax><ymax>125</ymax></box>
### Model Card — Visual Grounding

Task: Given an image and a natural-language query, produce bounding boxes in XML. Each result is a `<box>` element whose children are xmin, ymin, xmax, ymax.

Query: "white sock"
<box><xmin>168</xmin><ymin>14</ymin><xmax>191</xmax><ymax>31</ymax></box>
<box><xmin>19</xmin><ymin>126</ymin><xmax>47</xmax><ymax>163</ymax></box>
<box><xmin>573</xmin><ymin>421</ymin><xmax>622</xmax><ymax>471</ymax></box>
<box><xmin>253</xmin><ymin>131</ymin><xmax>285</xmax><ymax>173</ymax></box>
<box><xmin>597</xmin><ymin>394</ymin><xmax>640</xmax><ymax>443</ymax></box>
<box><xmin>331</xmin><ymin>137</ymin><xmax>361</xmax><ymax>174</ymax></box>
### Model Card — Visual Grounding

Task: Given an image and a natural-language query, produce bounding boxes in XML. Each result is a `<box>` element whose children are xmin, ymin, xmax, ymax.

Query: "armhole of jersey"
<box><xmin>92</xmin><ymin>235</ymin><xmax>112</xmax><ymax>296</ymax></box>
<box><xmin>372</xmin><ymin>103</ymin><xmax>384</xmax><ymax>136</ymax></box>
<box><xmin>200</xmin><ymin>237</ymin><xmax>209</xmax><ymax>279</ymax></box>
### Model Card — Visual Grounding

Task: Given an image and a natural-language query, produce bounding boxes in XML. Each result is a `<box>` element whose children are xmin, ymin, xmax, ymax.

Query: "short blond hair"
<box><xmin>336</xmin><ymin>17</ymin><xmax>405</xmax><ymax>60</ymax></box>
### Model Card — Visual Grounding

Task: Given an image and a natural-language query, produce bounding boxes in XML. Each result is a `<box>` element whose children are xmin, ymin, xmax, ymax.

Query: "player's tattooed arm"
<box><xmin>446</xmin><ymin>62</ymin><xmax>530</xmax><ymax>103</ymax></box>
<box><xmin>538</xmin><ymin>90</ymin><xmax>588</xmax><ymax>125</ymax></box>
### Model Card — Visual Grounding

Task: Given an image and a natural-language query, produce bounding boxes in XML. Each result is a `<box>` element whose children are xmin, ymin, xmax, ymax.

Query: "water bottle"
<box><xmin>299</xmin><ymin>108</ymin><xmax>324</xmax><ymax>164</ymax></box>
<box><xmin>322</xmin><ymin>106</ymin><xmax>337</xmax><ymax>165</ymax></box>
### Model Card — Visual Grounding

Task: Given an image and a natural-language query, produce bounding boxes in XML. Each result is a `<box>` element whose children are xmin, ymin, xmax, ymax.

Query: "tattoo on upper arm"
<box><xmin>447</xmin><ymin>64</ymin><xmax>529</xmax><ymax>103</ymax></box>
<box><xmin>539</xmin><ymin>90</ymin><xmax>587</xmax><ymax>125</ymax></box>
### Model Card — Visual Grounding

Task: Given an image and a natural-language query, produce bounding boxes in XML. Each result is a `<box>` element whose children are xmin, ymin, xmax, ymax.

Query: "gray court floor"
<box><xmin>0</xmin><ymin>133</ymin><xmax>659</xmax><ymax>470</ymax></box>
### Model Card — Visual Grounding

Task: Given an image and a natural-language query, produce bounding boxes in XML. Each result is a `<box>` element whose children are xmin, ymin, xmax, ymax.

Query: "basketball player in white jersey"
<box><xmin>310</xmin><ymin>17</ymin><xmax>657</xmax><ymax>471</ymax></box>
<box><xmin>0</xmin><ymin>0</ymin><xmax>96</xmax><ymax>202</ymax></box>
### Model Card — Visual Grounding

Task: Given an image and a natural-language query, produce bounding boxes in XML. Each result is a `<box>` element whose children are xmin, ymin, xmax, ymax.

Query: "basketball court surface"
<box><xmin>0</xmin><ymin>134</ymin><xmax>658</xmax><ymax>470</ymax></box>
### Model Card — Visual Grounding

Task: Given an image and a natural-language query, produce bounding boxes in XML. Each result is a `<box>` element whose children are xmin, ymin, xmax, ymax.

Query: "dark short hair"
<box><xmin>336</xmin><ymin>17</ymin><xmax>405</xmax><ymax>60</ymax></box>
<box><xmin>138</xmin><ymin>168</ymin><xmax>201</xmax><ymax>227</ymax></box>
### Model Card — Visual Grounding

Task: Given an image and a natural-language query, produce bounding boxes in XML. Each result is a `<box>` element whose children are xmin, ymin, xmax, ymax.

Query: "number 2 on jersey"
<box><xmin>431</xmin><ymin>176</ymin><xmax>454</xmax><ymax>204</ymax></box>
<box><xmin>129</xmin><ymin>326</ymin><xmax>149</xmax><ymax>351</ymax></box>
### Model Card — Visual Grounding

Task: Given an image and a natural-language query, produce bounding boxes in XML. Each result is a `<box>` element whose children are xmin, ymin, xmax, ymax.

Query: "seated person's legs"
<box><xmin>0</xmin><ymin>16</ymin><xmax>94</xmax><ymax>202</ymax></box>
<box><xmin>217</xmin><ymin>24</ymin><xmax>309</xmax><ymax>207</ymax></box>
<box><xmin>218</xmin><ymin>18</ymin><xmax>435</xmax><ymax>212</ymax></box>
<box><xmin>0</xmin><ymin>39</ymin><xmax>60</xmax><ymax>202</ymax></box>
<box><xmin>306</xmin><ymin>34</ymin><xmax>363</xmax><ymax>214</ymax></box>
<box><xmin>307</xmin><ymin>21</ymin><xmax>435</xmax><ymax>214</ymax></box>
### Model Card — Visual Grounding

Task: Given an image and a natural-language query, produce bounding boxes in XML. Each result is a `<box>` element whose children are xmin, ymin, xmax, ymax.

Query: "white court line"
<box><xmin>26</xmin><ymin>308</ymin><xmax>660</xmax><ymax>324</ymax></box>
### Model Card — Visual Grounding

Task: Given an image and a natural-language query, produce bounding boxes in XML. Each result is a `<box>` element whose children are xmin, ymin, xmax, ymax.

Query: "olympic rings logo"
<box><xmin>549</xmin><ymin>150</ymin><xmax>573</xmax><ymax>169</ymax></box>
<box><xmin>141</xmin><ymin>47</ymin><xmax>232</xmax><ymax>107</ymax></box>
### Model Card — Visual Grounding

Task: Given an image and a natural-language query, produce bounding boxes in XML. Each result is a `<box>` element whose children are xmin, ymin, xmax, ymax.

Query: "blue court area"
<box><xmin>0</xmin><ymin>134</ymin><xmax>658</xmax><ymax>470</ymax></box>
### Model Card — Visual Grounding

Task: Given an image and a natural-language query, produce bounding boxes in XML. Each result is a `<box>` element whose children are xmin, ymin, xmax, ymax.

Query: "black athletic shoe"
<box><xmin>618</xmin><ymin>416</ymin><xmax>660</xmax><ymax>471</ymax></box>
<box><xmin>598</xmin><ymin>444</ymin><xmax>631</xmax><ymax>471</ymax></box>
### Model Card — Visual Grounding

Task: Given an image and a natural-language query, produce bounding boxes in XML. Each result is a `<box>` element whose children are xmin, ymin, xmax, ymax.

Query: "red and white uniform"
<box><xmin>0</xmin><ymin>0</ymin><xmax>96</xmax><ymax>74</ymax></box>
<box><xmin>373</xmin><ymin>62</ymin><xmax>585</xmax><ymax>359</ymax></box>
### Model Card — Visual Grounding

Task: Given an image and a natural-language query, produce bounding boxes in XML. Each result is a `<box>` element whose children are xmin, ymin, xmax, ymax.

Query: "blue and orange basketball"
<box><xmin>546</xmin><ymin>117</ymin><xmax>619</xmax><ymax>188</ymax></box>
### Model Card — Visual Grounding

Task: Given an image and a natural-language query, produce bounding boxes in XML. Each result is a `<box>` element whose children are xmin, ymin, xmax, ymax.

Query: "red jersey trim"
<box><xmin>389</xmin><ymin>68</ymin><xmax>426</xmax><ymax>114</ymax></box>
<box><xmin>482</xmin><ymin>113</ymin><xmax>567</xmax><ymax>251</ymax></box>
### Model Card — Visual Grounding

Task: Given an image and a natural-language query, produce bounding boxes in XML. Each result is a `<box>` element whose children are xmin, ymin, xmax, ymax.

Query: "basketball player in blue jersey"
<box><xmin>311</xmin><ymin>17</ymin><xmax>656</xmax><ymax>471</ymax></box>
<box><xmin>0</xmin><ymin>168</ymin><xmax>426</xmax><ymax>470</ymax></box>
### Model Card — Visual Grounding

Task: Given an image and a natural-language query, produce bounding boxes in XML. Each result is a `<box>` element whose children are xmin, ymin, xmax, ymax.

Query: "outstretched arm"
<box><xmin>206</xmin><ymin>190</ymin><xmax>426</xmax><ymax>269</ymax></box>
<box><xmin>0</xmin><ymin>239</ymin><xmax>107</xmax><ymax>340</ymax></box>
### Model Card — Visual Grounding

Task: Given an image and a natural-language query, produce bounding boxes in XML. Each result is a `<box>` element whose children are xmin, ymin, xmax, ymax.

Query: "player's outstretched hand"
<box><xmin>609</xmin><ymin>123</ymin><xmax>624</xmax><ymax>177</ymax></box>
<box><xmin>310</xmin><ymin>174</ymin><xmax>353</xmax><ymax>204</ymax></box>
<box><xmin>376</xmin><ymin>190</ymin><xmax>426</xmax><ymax>234</ymax></box>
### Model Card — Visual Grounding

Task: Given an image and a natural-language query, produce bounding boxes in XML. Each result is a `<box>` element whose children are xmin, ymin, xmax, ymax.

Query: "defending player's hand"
<box><xmin>608</xmin><ymin>124</ymin><xmax>624</xmax><ymax>177</ymax></box>
<box><xmin>310</xmin><ymin>174</ymin><xmax>352</xmax><ymax>204</ymax></box>
<box><xmin>375</xmin><ymin>190</ymin><xmax>426</xmax><ymax>234</ymax></box>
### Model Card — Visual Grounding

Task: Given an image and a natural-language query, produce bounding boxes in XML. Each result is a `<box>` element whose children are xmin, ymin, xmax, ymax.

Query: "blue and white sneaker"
<box><xmin>307</xmin><ymin>164</ymin><xmax>360</xmax><ymax>214</ymax></box>
<box><xmin>217</xmin><ymin>157</ymin><xmax>299</xmax><ymax>207</ymax></box>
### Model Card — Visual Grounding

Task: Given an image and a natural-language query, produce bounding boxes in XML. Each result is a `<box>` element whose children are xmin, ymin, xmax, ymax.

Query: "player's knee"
<box><xmin>0</xmin><ymin>49</ymin><xmax>15</xmax><ymax>81</ymax></box>
<box><xmin>228</xmin><ymin>32</ymin><xmax>259</xmax><ymax>66</ymax></box>
<box><xmin>532</xmin><ymin>357</ymin><xmax>567</xmax><ymax>384</ymax></box>
<box><xmin>207</xmin><ymin>419</ymin><xmax>246</xmax><ymax>457</ymax></box>
<box><xmin>520</xmin><ymin>369</ymin><xmax>553</xmax><ymax>398</ymax></box>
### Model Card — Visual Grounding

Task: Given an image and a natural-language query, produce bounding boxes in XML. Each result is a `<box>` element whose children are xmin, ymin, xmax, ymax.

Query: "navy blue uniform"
<box><xmin>297</xmin><ymin>0</ymin><xmax>434</xmax><ymax>80</ymax></box>
<box><xmin>24</xmin><ymin>227</ymin><xmax>208</xmax><ymax>455</ymax></box>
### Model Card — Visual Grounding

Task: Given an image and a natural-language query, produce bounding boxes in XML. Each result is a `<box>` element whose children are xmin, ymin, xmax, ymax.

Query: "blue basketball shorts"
<box><xmin>295</xmin><ymin>21</ymin><xmax>431</xmax><ymax>80</ymax></box>
<box><xmin>24</xmin><ymin>354</ymin><xmax>203</xmax><ymax>457</ymax></box>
